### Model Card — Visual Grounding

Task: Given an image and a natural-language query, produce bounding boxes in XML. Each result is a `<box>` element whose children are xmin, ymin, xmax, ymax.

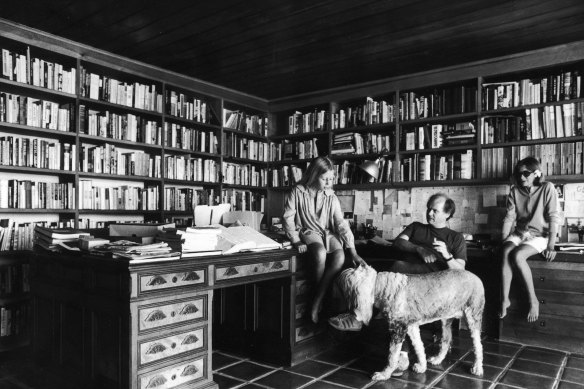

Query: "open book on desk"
<box><xmin>216</xmin><ymin>226</ymin><xmax>282</xmax><ymax>254</ymax></box>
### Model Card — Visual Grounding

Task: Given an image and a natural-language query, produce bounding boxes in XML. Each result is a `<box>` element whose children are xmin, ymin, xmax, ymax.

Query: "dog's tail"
<box><xmin>336</xmin><ymin>265</ymin><xmax>377</xmax><ymax>325</ymax></box>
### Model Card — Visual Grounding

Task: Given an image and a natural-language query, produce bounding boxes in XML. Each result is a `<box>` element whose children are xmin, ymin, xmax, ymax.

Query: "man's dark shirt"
<box><xmin>399</xmin><ymin>222</ymin><xmax>467</xmax><ymax>272</ymax></box>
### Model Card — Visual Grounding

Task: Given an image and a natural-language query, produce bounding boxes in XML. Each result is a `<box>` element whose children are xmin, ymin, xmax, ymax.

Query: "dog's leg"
<box><xmin>372</xmin><ymin>324</ymin><xmax>406</xmax><ymax>381</ymax></box>
<box><xmin>428</xmin><ymin>318</ymin><xmax>453</xmax><ymax>366</ymax></box>
<box><xmin>465</xmin><ymin>307</ymin><xmax>484</xmax><ymax>376</ymax></box>
<box><xmin>407</xmin><ymin>324</ymin><xmax>427</xmax><ymax>373</ymax></box>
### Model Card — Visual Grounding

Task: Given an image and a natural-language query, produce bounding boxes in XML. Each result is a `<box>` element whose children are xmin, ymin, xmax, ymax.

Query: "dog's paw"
<box><xmin>428</xmin><ymin>355</ymin><xmax>444</xmax><ymax>366</ymax></box>
<box><xmin>412</xmin><ymin>362</ymin><xmax>427</xmax><ymax>373</ymax></box>
<box><xmin>371</xmin><ymin>371</ymin><xmax>391</xmax><ymax>381</ymax></box>
<box><xmin>470</xmin><ymin>364</ymin><xmax>484</xmax><ymax>377</ymax></box>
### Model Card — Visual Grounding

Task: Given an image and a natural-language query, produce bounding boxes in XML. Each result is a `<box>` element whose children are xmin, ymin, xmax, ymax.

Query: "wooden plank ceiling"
<box><xmin>2</xmin><ymin>0</ymin><xmax>584</xmax><ymax>100</ymax></box>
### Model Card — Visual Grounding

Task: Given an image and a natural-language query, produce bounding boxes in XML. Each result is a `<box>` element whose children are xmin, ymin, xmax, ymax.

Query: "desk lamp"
<box><xmin>359</xmin><ymin>159</ymin><xmax>380</xmax><ymax>181</ymax></box>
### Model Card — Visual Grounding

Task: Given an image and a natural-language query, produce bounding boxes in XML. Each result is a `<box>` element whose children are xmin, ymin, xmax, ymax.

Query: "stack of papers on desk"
<box><xmin>179</xmin><ymin>226</ymin><xmax>225</xmax><ymax>258</ymax></box>
<box><xmin>92</xmin><ymin>241</ymin><xmax>180</xmax><ymax>262</ymax></box>
<box><xmin>217</xmin><ymin>226</ymin><xmax>282</xmax><ymax>254</ymax></box>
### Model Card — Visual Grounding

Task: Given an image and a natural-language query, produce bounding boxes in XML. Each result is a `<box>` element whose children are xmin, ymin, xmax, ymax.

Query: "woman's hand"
<box><xmin>346</xmin><ymin>248</ymin><xmax>367</xmax><ymax>267</ymax></box>
<box><xmin>293</xmin><ymin>241</ymin><xmax>307</xmax><ymax>254</ymax></box>
<box><xmin>542</xmin><ymin>246</ymin><xmax>556</xmax><ymax>262</ymax></box>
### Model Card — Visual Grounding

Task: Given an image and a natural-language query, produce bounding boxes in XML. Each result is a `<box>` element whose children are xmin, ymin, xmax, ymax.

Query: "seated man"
<box><xmin>329</xmin><ymin>192</ymin><xmax>467</xmax><ymax>331</ymax></box>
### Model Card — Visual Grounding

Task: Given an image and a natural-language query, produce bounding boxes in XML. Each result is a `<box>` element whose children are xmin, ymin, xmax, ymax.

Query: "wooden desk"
<box><xmin>31</xmin><ymin>249</ymin><xmax>326</xmax><ymax>389</ymax></box>
<box><xmin>499</xmin><ymin>251</ymin><xmax>584</xmax><ymax>353</ymax></box>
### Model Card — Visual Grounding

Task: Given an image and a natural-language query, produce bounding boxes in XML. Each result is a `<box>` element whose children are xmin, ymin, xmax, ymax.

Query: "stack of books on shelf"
<box><xmin>33</xmin><ymin>225</ymin><xmax>90</xmax><ymax>252</ymax></box>
<box><xmin>441</xmin><ymin>122</ymin><xmax>476</xmax><ymax>146</ymax></box>
<box><xmin>331</xmin><ymin>133</ymin><xmax>356</xmax><ymax>155</ymax></box>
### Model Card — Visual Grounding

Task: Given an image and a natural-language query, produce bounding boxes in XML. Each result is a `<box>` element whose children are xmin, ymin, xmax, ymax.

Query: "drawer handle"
<box><xmin>172</xmin><ymin>276</ymin><xmax>178</xmax><ymax>283</ymax></box>
<box><xmin>183</xmin><ymin>272</ymin><xmax>200</xmax><ymax>281</ymax></box>
<box><xmin>539</xmin><ymin>299</ymin><xmax>545</xmax><ymax>304</ymax></box>
<box><xmin>171</xmin><ymin>342</ymin><xmax>176</xmax><ymax>349</ymax></box>
<box><xmin>171</xmin><ymin>374</ymin><xmax>176</xmax><ymax>380</ymax></box>
<box><xmin>179</xmin><ymin>304</ymin><xmax>199</xmax><ymax>315</ymax></box>
<box><xmin>145</xmin><ymin>310</ymin><xmax>167</xmax><ymax>322</ymax></box>
<box><xmin>539</xmin><ymin>276</ymin><xmax>545</xmax><ymax>282</ymax></box>
<box><xmin>181</xmin><ymin>364</ymin><xmax>198</xmax><ymax>376</ymax></box>
<box><xmin>146</xmin><ymin>343</ymin><xmax>167</xmax><ymax>354</ymax></box>
<box><xmin>224</xmin><ymin>267</ymin><xmax>239</xmax><ymax>276</ymax></box>
<box><xmin>182</xmin><ymin>334</ymin><xmax>199</xmax><ymax>345</ymax></box>
<box><xmin>539</xmin><ymin>320</ymin><xmax>546</xmax><ymax>327</ymax></box>
<box><xmin>254</xmin><ymin>266</ymin><xmax>259</xmax><ymax>272</ymax></box>
<box><xmin>271</xmin><ymin>261</ymin><xmax>284</xmax><ymax>269</ymax></box>
<box><xmin>147</xmin><ymin>275</ymin><xmax>167</xmax><ymax>286</ymax></box>
<box><xmin>146</xmin><ymin>375</ymin><xmax>167</xmax><ymax>388</ymax></box>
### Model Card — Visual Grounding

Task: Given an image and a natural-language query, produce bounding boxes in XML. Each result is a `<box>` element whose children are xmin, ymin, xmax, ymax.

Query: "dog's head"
<box><xmin>337</xmin><ymin>265</ymin><xmax>378</xmax><ymax>325</ymax></box>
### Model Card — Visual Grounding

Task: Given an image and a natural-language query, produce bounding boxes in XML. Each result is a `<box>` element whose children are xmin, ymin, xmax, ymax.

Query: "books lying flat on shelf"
<box><xmin>34</xmin><ymin>226</ymin><xmax>90</xmax><ymax>240</ymax></box>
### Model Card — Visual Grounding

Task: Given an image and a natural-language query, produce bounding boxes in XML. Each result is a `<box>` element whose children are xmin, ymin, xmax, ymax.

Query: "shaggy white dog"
<box><xmin>337</xmin><ymin>265</ymin><xmax>485</xmax><ymax>381</ymax></box>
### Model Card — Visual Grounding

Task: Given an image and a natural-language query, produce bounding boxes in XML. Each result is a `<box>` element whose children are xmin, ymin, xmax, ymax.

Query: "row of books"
<box><xmin>80</xmin><ymin>105</ymin><xmax>161</xmax><ymax>144</ymax></box>
<box><xmin>288</xmin><ymin>109</ymin><xmax>329</xmax><ymax>134</ymax></box>
<box><xmin>271</xmin><ymin>165</ymin><xmax>305</xmax><ymax>187</ymax></box>
<box><xmin>0</xmin><ymin>220</ymin><xmax>40</xmax><ymax>251</ymax></box>
<box><xmin>164</xmin><ymin>123</ymin><xmax>218</xmax><ymax>153</ymax></box>
<box><xmin>221</xmin><ymin>189</ymin><xmax>265</xmax><ymax>212</ymax></box>
<box><xmin>332</xmin><ymin>97</ymin><xmax>395</xmax><ymax>129</ymax></box>
<box><xmin>1</xmin><ymin>46</ymin><xmax>76</xmax><ymax>94</ymax></box>
<box><xmin>78</xmin><ymin>181</ymin><xmax>159</xmax><ymax>210</ymax></box>
<box><xmin>399</xmin><ymin>86</ymin><xmax>477</xmax><ymax>121</ymax></box>
<box><xmin>223</xmin><ymin>109</ymin><xmax>267</xmax><ymax>136</ymax></box>
<box><xmin>222</xmin><ymin>133</ymin><xmax>270</xmax><ymax>161</ymax></box>
<box><xmin>0</xmin><ymin>304</ymin><xmax>29</xmax><ymax>338</ymax></box>
<box><xmin>279</xmin><ymin>138</ymin><xmax>320</xmax><ymax>161</ymax></box>
<box><xmin>0</xmin><ymin>180</ymin><xmax>75</xmax><ymax>210</ymax></box>
<box><xmin>0</xmin><ymin>136</ymin><xmax>73</xmax><ymax>170</ymax></box>
<box><xmin>165</xmin><ymin>90</ymin><xmax>211</xmax><ymax>124</ymax></box>
<box><xmin>80</xmin><ymin>67</ymin><xmax>163</xmax><ymax>112</ymax></box>
<box><xmin>401</xmin><ymin>122</ymin><xmax>476</xmax><ymax>150</ymax></box>
<box><xmin>164</xmin><ymin>156</ymin><xmax>219</xmax><ymax>182</ymax></box>
<box><xmin>164</xmin><ymin>187</ymin><xmax>217</xmax><ymax>211</ymax></box>
<box><xmin>397</xmin><ymin>151</ymin><xmax>475</xmax><ymax>182</ymax></box>
<box><xmin>0</xmin><ymin>264</ymin><xmax>30</xmax><ymax>295</ymax></box>
<box><xmin>222</xmin><ymin>163</ymin><xmax>268</xmax><ymax>187</ymax></box>
<box><xmin>524</xmin><ymin>103</ymin><xmax>583</xmax><ymax>140</ymax></box>
<box><xmin>80</xmin><ymin>145</ymin><xmax>160</xmax><ymax>177</ymax></box>
<box><xmin>482</xmin><ymin>71</ymin><xmax>582</xmax><ymax>110</ymax></box>
<box><xmin>0</xmin><ymin>93</ymin><xmax>74</xmax><ymax>131</ymax></box>
<box><xmin>482</xmin><ymin>142</ymin><xmax>584</xmax><ymax>178</ymax></box>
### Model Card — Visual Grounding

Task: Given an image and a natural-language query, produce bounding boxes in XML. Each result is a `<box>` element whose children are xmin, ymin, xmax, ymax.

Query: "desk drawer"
<box><xmin>529</xmin><ymin>263</ymin><xmax>584</xmax><ymax>294</ymax></box>
<box><xmin>136</xmin><ymin>269</ymin><xmax>206</xmax><ymax>296</ymax></box>
<box><xmin>139</xmin><ymin>326</ymin><xmax>207</xmax><ymax>367</ymax></box>
<box><xmin>215</xmin><ymin>259</ymin><xmax>289</xmax><ymax>282</ymax></box>
<box><xmin>501</xmin><ymin>312</ymin><xmax>584</xmax><ymax>353</ymax></box>
<box><xmin>509</xmin><ymin>290</ymin><xmax>584</xmax><ymax>318</ymax></box>
<box><xmin>138</xmin><ymin>295</ymin><xmax>207</xmax><ymax>332</ymax></box>
<box><xmin>139</xmin><ymin>355</ymin><xmax>206</xmax><ymax>389</ymax></box>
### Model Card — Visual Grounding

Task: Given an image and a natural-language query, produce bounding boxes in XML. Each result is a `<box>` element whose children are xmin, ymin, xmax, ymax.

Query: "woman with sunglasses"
<box><xmin>499</xmin><ymin>156</ymin><xmax>560</xmax><ymax>322</ymax></box>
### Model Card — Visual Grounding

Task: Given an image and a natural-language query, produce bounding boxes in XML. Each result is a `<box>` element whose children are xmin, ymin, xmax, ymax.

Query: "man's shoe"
<box><xmin>328</xmin><ymin>313</ymin><xmax>363</xmax><ymax>331</ymax></box>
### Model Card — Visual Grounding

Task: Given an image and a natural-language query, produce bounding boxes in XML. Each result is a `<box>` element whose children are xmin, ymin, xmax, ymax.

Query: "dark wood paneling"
<box><xmin>2</xmin><ymin>0</ymin><xmax>584</xmax><ymax>99</ymax></box>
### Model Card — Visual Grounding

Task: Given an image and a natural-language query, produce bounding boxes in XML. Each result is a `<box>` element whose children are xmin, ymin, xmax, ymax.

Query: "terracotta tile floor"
<box><xmin>1</xmin><ymin>327</ymin><xmax>583</xmax><ymax>389</ymax></box>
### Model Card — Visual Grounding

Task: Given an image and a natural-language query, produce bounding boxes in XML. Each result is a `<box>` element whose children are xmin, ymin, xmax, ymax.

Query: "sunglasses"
<box><xmin>516</xmin><ymin>170</ymin><xmax>534</xmax><ymax>178</ymax></box>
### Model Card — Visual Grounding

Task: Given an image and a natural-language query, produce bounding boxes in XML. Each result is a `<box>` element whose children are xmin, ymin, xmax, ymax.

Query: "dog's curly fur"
<box><xmin>337</xmin><ymin>265</ymin><xmax>485</xmax><ymax>381</ymax></box>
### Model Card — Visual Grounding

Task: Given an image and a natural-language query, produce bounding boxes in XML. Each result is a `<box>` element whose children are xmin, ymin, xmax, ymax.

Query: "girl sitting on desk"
<box><xmin>500</xmin><ymin>156</ymin><xmax>560</xmax><ymax>322</ymax></box>
<box><xmin>283</xmin><ymin>156</ymin><xmax>366</xmax><ymax>324</ymax></box>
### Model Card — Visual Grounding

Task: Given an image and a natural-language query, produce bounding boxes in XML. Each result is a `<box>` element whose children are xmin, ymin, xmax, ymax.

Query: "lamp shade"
<box><xmin>359</xmin><ymin>160</ymin><xmax>380</xmax><ymax>180</ymax></box>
